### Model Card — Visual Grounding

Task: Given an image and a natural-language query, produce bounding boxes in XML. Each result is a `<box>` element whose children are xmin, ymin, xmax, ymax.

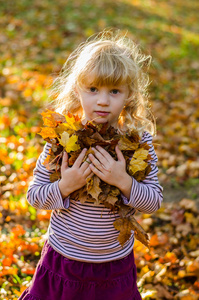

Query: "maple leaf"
<box><xmin>58</xmin><ymin>132</ymin><xmax>80</xmax><ymax>152</ymax></box>
<box><xmin>65</xmin><ymin>112</ymin><xmax>83</xmax><ymax>131</ymax></box>
<box><xmin>38</xmin><ymin>127</ymin><xmax>57</xmax><ymax>139</ymax></box>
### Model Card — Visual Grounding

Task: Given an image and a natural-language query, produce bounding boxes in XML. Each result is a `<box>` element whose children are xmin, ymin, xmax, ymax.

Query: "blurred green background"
<box><xmin>0</xmin><ymin>0</ymin><xmax>199</xmax><ymax>299</ymax></box>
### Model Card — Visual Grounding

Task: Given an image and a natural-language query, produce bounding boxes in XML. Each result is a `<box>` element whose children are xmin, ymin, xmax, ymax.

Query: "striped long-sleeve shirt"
<box><xmin>27</xmin><ymin>131</ymin><xmax>163</xmax><ymax>262</ymax></box>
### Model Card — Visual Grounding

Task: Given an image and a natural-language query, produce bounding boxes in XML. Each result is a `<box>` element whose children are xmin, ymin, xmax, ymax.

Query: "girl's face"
<box><xmin>76</xmin><ymin>83</ymin><xmax>129</xmax><ymax>127</ymax></box>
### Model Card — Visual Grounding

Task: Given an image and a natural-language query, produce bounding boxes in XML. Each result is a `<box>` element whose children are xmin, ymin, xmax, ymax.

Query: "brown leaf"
<box><xmin>118</xmin><ymin>136</ymin><xmax>139</xmax><ymax>151</ymax></box>
<box><xmin>129</xmin><ymin>215</ymin><xmax>150</xmax><ymax>248</ymax></box>
<box><xmin>106</xmin><ymin>194</ymin><xmax>118</xmax><ymax>206</ymax></box>
<box><xmin>113</xmin><ymin>217</ymin><xmax>132</xmax><ymax>247</ymax></box>
<box><xmin>87</xmin><ymin>175</ymin><xmax>102</xmax><ymax>204</ymax></box>
<box><xmin>50</xmin><ymin>172</ymin><xmax>61</xmax><ymax>182</ymax></box>
<box><xmin>113</xmin><ymin>215</ymin><xmax>150</xmax><ymax>248</ymax></box>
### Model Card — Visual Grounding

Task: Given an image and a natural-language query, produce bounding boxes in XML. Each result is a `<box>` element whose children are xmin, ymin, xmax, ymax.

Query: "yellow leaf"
<box><xmin>129</xmin><ymin>159</ymin><xmax>148</xmax><ymax>175</ymax></box>
<box><xmin>65</xmin><ymin>112</ymin><xmax>83</xmax><ymax>131</ymax></box>
<box><xmin>39</xmin><ymin>127</ymin><xmax>57</xmax><ymax>139</ymax></box>
<box><xmin>133</xmin><ymin>148</ymin><xmax>149</xmax><ymax>160</ymax></box>
<box><xmin>128</xmin><ymin>148</ymin><xmax>149</xmax><ymax>175</ymax></box>
<box><xmin>58</xmin><ymin>132</ymin><xmax>80</xmax><ymax>152</ymax></box>
<box><xmin>55</xmin><ymin>123</ymin><xmax>75</xmax><ymax>136</ymax></box>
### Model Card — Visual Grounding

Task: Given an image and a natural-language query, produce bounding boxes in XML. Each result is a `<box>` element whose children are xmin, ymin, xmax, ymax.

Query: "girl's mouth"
<box><xmin>95</xmin><ymin>111</ymin><xmax>110</xmax><ymax>116</ymax></box>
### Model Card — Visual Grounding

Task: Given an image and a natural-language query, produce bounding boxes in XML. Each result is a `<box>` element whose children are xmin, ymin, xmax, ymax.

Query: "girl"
<box><xmin>19</xmin><ymin>30</ymin><xmax>163</xmax><ymax>300</ymax></box>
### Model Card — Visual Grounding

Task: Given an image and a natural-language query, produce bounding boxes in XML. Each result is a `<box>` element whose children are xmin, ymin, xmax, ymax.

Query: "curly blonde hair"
<box><xmin>51</xmin><ymin>30</ymin><xmax>155</xmax><ymax>136</ymax></box>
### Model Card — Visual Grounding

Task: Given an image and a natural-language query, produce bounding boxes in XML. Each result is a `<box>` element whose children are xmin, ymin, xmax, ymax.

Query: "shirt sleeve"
<box><xmin>121</xmin><ymin>131</ymin><xmax>163</xmax><ymax>214</ymax></box>
<box><xmin>27</xmin><ymin>142</ymin><xmax>70</xmax><ymax>210</ymax></box>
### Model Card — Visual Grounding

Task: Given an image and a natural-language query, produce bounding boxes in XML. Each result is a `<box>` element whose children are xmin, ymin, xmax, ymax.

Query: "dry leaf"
<box><xmin>113</xmin><ymin>217</ymin><xmax>133</xmax><ymax>247</ymax></box>
<box><xmin>118</xmin><ymin>136</ymin><xmax>139</xmax><ymax>150</ymax></box>
<box><xmin>87</xmin><ymin>175</ymin><xmax>102</xmax><ymax>204</ymax></box>
<box><xmin>114</xmin><ymin>215</ymin><xmax>150</xmax><ymax>248</ymax></box>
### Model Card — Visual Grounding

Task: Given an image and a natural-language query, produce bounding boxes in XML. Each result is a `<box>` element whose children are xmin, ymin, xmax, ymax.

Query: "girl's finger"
<box><xmin>73</xmin><ymin>148</ymin><xmax>87</xmax><ymax>168</ymax></box>
<box><xmin>84</xmin><ymin>167</ymin><xmax>93</xmax><ymax>178</ymax></box>
<box><xmin>115</xmin><ymin>145</ymin><xmax>125</xmax><ymax>162</ymax></box>
<box><xmin>61</xmin><ymin>152</ymin><xmax>68</xmax><ymax>173</ymax></box>
<box><xmin>88</xmin><ymin>153</ymin><xmax>105</xmax><ymax>171</ymax></box>
<box><xmin>95</xmin><ymin>146</ymin><xmax>112</xmax><ymax>160</ymax></box>
<box><xmin>89</xmin><ymin>163</ymin><xmax>104</xmax><ymax>178</ymax></box>
<box><xmin>91</xmin><ymin>149</ymin><xmax>108</xmax><ymax>166</ymax></box>
<box><xmin>80</xmin><ymin>157</ymin><xmax>91</xmax><ymax>172</ymax></box>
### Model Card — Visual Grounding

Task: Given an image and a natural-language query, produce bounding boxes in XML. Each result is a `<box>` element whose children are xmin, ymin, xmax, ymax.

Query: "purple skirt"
<box><xmin>19</xmin><ymin>241</ymin><xmax>142</xmax><ymax>300</ymax></box>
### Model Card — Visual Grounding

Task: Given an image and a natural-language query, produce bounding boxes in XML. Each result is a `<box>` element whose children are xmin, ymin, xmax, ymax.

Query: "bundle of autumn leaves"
<box><xmin>39</xmin><ymin>110</ymin><xmax>152</xmax><ymax>248</ymax></box>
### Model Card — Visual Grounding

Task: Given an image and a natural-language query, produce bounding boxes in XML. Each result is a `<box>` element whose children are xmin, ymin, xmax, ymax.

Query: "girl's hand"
<box><xmin>88</xmin><ymin>145</ymin><xmax>132</xmax><ymax>198</ymax></box>
<box><xmin>58</xmin><ymin>148</ymin><xmax>93</xmax><ymax>199</ymax></box>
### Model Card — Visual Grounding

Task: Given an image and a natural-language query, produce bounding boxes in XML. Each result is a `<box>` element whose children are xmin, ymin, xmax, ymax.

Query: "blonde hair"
<box><xmin>51</xmin><ymin>30</ymin><xmax>156</xmax><ymax>135</ymax></box>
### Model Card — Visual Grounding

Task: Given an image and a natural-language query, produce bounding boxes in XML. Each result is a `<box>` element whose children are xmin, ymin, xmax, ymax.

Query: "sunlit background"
<box><xmin>0</xmin><ymin>0</ymin><xmax>199</xmax><ymax>299</ymax></box>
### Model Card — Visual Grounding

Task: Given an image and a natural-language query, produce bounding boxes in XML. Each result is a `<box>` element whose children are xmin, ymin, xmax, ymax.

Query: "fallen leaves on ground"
<box><xmin>0</xmin><ymin>198</ymin><xmax>199</xmax><ymax>299</ymax></box>
<box><xmin>0</xmin><ymin>0</ymin><xmax>199</xmax><ymax>298</ymax></box>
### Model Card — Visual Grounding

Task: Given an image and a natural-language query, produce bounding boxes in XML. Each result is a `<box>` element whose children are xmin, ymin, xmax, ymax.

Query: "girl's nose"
<box><xmin>97</xmin><ymin>92</ymin><xmax>109</xmax><ymax>105</ymax></box>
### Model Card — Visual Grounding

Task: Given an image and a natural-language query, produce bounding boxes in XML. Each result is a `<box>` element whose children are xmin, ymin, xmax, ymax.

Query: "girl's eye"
<box><xmin>90</xmin><ymin>87</ymin><xmax>97</xmax><ymax>92</ymax></box>
<box><xmin>111</xmin><ymin>89</ymin><xmax>120</xmax><ymax>94</ymax></box>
